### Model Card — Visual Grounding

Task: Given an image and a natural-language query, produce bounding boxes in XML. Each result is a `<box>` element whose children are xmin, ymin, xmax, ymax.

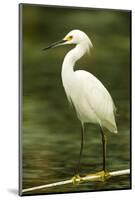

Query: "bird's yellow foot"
<box><xmin>95</xmin><ymin>170</ymin><xmax>111</xmax><ymax>182</ymax></box>
<box><xmin>87</xmin><ymin>170</ymin><xmax>111</xmax><ymax>182</ymax></box>
<box><xmin>72</xmin><ymin>174</ymin><xmax>82</xmax><ymax>185</ymax></box>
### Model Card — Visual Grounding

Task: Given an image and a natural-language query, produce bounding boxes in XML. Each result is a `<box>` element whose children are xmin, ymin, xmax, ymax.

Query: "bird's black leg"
<box><xmin>72</xmin><ymin>123</ymin><xmax>85</xmax><ymax>184</ymax></box>
<box><xmin>100</xmin><ymin>127</ymin><xmax>107</xmax><ymax>172</ymax></box>
<box><xmin>75</xmin><ymin>123</ymin><xmax>85</xmax><ymax>174</ymax></box>
<box><xmin>88</xmin><ymin>127</ymin><xmax>110</xmax><ymax>182</ymax></box>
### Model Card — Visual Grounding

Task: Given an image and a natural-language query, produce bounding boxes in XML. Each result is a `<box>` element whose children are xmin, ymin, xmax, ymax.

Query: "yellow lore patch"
<box><xmin>64</xmin><ymin>35</ymin><xmax>73</xmax><ymax>41</ymax></box>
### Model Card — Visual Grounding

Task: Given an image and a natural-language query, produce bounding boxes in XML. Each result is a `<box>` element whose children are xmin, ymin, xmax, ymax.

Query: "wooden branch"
<box><xmin>22</xmin><ymin>169</ymin><xmax>130</xmax><ymax>193</ymax></box>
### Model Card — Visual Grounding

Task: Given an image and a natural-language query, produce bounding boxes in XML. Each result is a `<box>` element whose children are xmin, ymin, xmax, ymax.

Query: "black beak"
<box><xmin>42</xmin><ymin>39</ymin><xmax>66</xmax><ymax>51</ymax></box>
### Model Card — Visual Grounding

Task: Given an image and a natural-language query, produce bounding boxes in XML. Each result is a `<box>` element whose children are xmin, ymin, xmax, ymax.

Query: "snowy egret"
<box><xmin>43</xmin><ymin>30</ymin><xmax>118</xmax><ymax>181</ymax></box>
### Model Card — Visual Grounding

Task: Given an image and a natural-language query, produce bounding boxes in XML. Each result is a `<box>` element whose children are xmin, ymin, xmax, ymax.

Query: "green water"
<box><xmin>21</xmin><ymin>5</ymin><xmax>131</xmax><ymax>195</ymax></box>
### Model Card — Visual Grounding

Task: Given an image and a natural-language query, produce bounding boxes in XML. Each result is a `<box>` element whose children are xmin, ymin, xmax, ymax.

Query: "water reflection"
<box><xmin>22</xmin><ymin>94</ymin><xmax>130</xmax><ymax>194</ymax></box>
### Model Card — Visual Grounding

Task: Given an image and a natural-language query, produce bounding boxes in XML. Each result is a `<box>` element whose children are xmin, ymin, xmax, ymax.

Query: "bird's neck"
<box><xmin>62</xmin><ymin>44</ymin><xmax>85</xmax><ymax>76</ymax></box>
<box><xmin>61</xmin><ymin>44</ymin><xmax>86</xmax><ymax>93</ymax></box>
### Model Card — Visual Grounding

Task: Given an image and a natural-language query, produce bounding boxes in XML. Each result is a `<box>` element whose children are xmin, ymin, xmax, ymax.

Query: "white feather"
<box><xmin>61</xmin><ymin>30</ymin><xmax>117</xmax><ymax>133</ymax></box>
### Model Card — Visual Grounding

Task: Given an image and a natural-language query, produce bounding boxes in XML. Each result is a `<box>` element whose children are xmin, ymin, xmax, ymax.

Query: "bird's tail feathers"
<box><xmin>102</xmin><ymin>119</ymin><xmax>118</xmax><ymax>134</ymax></box>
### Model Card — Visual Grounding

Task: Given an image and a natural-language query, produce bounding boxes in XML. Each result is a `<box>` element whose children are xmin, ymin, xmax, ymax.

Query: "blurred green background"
<box><xmin>21</xmin><ymin>4</ymin><xmax>131</xmax><ymax>195</ymax></box>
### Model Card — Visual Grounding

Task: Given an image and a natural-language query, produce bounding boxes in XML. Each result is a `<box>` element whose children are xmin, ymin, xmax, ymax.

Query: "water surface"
<box><xmin>21</xmin><ymin>5</ymin><xmax>131</xmax><ymax>195</ymax></box>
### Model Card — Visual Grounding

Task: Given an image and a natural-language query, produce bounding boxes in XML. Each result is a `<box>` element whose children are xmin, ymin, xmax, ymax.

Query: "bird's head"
<box><xmin>43</xmin><ymin>29</ymin><xmax>93</xmax><ymax>53</ymax></box>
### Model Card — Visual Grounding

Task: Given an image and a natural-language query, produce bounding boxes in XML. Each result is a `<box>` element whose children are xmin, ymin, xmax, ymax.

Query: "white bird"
<box><xmin>43</xmin><ymin>30</ymin><xmax>118</xmax><ymax>181</ymax></box>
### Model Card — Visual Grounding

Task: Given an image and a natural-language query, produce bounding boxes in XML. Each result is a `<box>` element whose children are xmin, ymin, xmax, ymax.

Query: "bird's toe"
<box><xmin>72</xmin><ymin>174</ymin><xmax>82</xmax><ymax>185</ymax></box>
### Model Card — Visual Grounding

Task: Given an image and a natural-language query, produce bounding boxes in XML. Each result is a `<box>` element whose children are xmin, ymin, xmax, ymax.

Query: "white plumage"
<box><xmin>61</xmin><ymin>30</ymin><xmax>117</xmax><ymax>133</ymax></box>
<box><xmin>44</xmin><ymin>29</ymin><xmax>118</xmax><ymax>176</ymax></box>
